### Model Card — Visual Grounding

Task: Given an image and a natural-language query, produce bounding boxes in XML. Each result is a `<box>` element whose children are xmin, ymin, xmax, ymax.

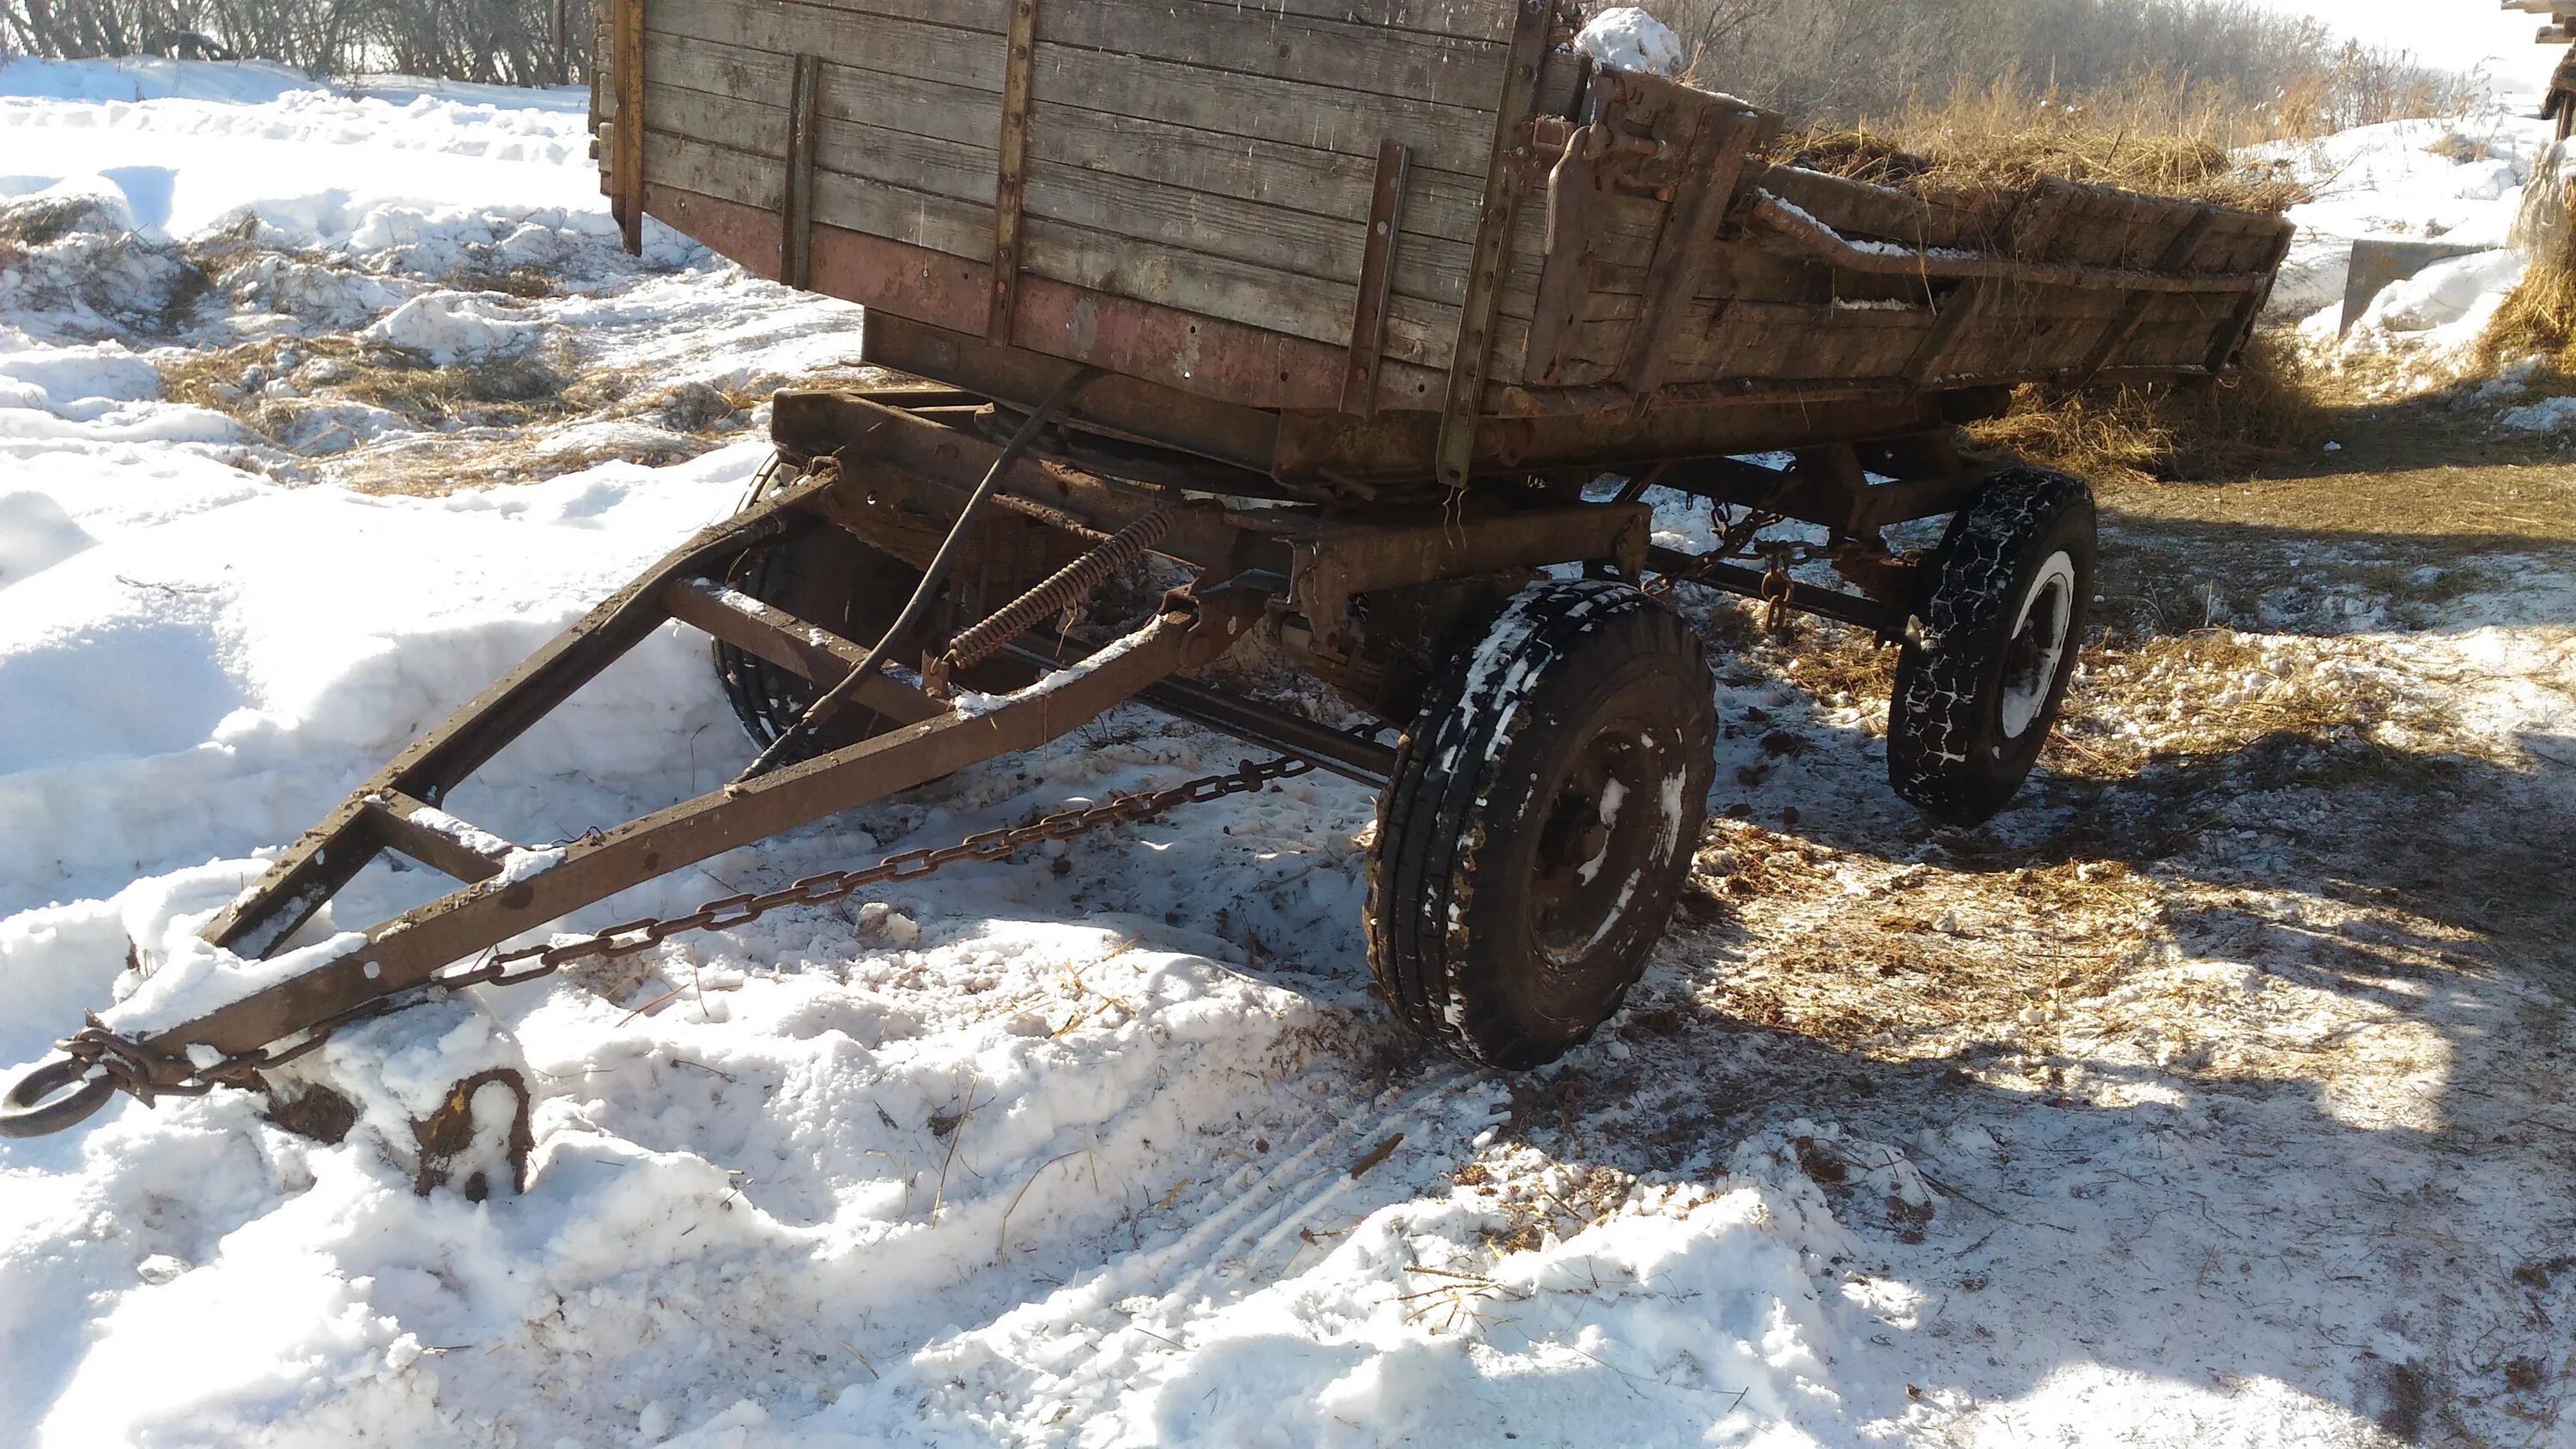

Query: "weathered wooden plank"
<box><xmin>638</xmin><ymin>33</ymin><xmax>1523</xmax><ymax>248</ymax></box>
<box><xmin>1033</xmin><ymin>39</ymin><xmax>1501</xmax><ymax>176</ymax></box>
<box><xmin>641</xmin><ymin>129</ymin><xmax>997</xmax><ymax>261</ymax></box>
<box><xmin>648</xmin><ymin>0</ymin><xmax>1510</xmax><ymax>178</ymax></box>
<box><xmin>647</xmin><ymin>0</ymin><xmax>1010</xmax><ymax>94</ymax></box>
<box><xmin>1624</xmin><ymin>104</ymin><xmax>1768</xmax><ymax>397</ymax></box>
<box><xmin>1037</xmin><ymin>0</ymin><xmax>1508</xmax><ymax>112</ymax></box>
<box><xmin>631</xmin><ymin>33</ymin><xmax>1000</xmax><ymax>151</ymax></box>
<box><xmin>642</xmin><ymin>83</ymin><xmax>997</xmax><ymax>206</ymax></box>
<box><xmin>641</xmin><ymin>179</ymin><xmax>1373</xmax><ymax>411</ymax></box>
<box><xmin>651</xmin><ymin>143</ymin><xmax>1477</xmax><ymax>373</ymax></box>
<box><xmin>1757</xmin><ymin>166</ymin><xmax>2005</xmax><ymax>252</ymax></box>
<box><xmin>1028</xmin><ymin>100</ymin><xmax>1491</xmax><ymax>243</ymax></box>
<box><xmin>1017</xmin><ymin>212</ymin><xmax>1457</xmax><ymax>367</ymax></box>
<box><xmin>641</xmin><ymin>76</ymin><xmax>1554</xmax><ymax>324</ymax></box>
<box><xmin>1141</xmin><ymin>0</ymin><xmax>1520</xmax><ymax>44</ymax></box>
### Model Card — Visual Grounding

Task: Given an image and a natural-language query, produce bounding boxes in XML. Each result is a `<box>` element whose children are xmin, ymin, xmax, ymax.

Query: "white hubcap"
<box><xmin>2000</xmin><ymin>551</ymin><xmax>2076</xmax><ymax>739</ymax></box>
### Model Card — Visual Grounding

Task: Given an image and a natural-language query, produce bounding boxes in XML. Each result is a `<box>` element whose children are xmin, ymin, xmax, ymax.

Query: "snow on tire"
<box><xmin>1887</xmin><ymin>466</ymin><xmax>2097</xmax><ymax>825</ymax></box>
<box><xmin>1367</xmin><ymin>580</ymin><xmax>1716</xmax><ymax>1070</ymax></box>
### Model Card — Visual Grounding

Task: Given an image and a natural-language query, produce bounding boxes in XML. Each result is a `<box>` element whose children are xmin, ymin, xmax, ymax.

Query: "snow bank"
<box><xmin>361</xmin><ymin>290</ymin><xmax>543</xmax><ymax>362</ymax></box>
<box><xmin>1576</xmin><ymin>7</ymin><xmax>1686</xmax><ymax>79</ymax></box>
<box><xmin>0</xmin><ymin>56</ymin><xmax>323</xmax><ymax>104</ymax></box>
<box><xmin>2258</xmin><ymin>117</ymin><xmax>2550</xmax><ymax>323</ymax></box>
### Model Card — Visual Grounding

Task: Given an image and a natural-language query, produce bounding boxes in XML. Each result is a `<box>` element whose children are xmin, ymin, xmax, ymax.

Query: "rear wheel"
<box><xmin>1887</xmin><ymin>467</ymin><xmax>2096</xmax><ymax>824</ymax></box>
<box><xmin>713</xmin><ymin>455</ymin><xmax>925</xmax><ymax>761</ymax></box>
<box><xmin>1368</xmin><ymin>581</ymin><xmax>1716</xmax><ymax>1069</ymax></box>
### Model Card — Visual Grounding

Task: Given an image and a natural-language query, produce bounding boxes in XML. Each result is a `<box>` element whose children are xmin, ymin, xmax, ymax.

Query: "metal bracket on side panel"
<box><xmin>1433</xmin><ymin>0</ymin><xmax>1554</xmax><ymax>490</ymax></box>
<box><xmin>611</xmin><ymin>0</ymin><xmax>646</xmax><ymax>256</ymax></box>
<box><xmin>780</xmin><ymin>54</ymin><xmax>823</xmax><ymax>289</ymax></box>
<box><xmin>1341</xmin><ymin>141</ymin><xmax>1413</xmax><ymax>416</ymax></box>
<box><xmin>987</xmin><ymin>0</ymin><xmax>1041</xmax><ymax>343</ymax></box>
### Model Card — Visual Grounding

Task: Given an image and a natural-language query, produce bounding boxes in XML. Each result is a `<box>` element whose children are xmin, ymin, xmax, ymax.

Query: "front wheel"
<box><xmin>712</xmin><ymin>454</ymin><xmax>927</xmax><ymax>761</ymax></box>
<box><xmin>1368</xmin><ymin>581</ymin><xmax>1716</xmax><ymax>1070</ymax></box>
<box><xmin>1887</xmin><ymin>467</ymin><xmax>2097</xmax><ymax>824</ymax></box>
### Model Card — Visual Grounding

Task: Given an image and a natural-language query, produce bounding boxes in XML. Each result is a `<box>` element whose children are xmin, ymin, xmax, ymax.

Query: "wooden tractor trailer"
<box><xmin>3</xmin><ymin>0</ymin><xmax>2289</xmax><ymax>1137</ymax></box>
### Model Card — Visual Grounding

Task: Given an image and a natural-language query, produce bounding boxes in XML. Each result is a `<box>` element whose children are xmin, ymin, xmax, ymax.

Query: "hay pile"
<box><xmin>2479</xmin><ymin>145</ymin><xmax>2576</xmax><ymax>371</ymax></box>
<box><xmin>1777</xmin><ymin>76</ymin><xmax>2311</xmax><ymax>216</ymax></box>
<box><xmin>1964</xmin><ymin>332</ymin><xmax>2324</xmax><ymax>487</ymax></box>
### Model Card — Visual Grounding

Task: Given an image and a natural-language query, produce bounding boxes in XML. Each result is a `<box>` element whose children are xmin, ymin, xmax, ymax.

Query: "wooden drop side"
<box><xmin>592</xmin><ymin>0</ymin><xmax>2292</xmax><ymax>481</ymax></box>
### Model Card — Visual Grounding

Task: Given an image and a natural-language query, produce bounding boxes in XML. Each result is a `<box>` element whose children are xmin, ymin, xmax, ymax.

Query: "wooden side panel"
<box><xmin>612</xmin><ymin>0</ymin><xmax>1556</xmax><ymax>390</ymax></box>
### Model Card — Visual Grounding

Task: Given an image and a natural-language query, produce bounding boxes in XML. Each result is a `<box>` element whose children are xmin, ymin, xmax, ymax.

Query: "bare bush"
<box><xmin>1648</xmin><ymin>0</ymin><xmax>2471</xmax><ymax>138</ymax></box>
<box><xmin>0</xmin><ymin>0</ymin><xmax>587</xmax><ymax>83</ymax></box>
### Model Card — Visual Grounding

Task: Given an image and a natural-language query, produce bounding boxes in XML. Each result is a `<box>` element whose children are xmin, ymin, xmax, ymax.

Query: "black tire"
<box><xmin>713</xmin><ymin>456</ymin><xmax>925</xmax><ymax>761</ymax></box>
<box><xmin>1887</xmin><ymin>467</ymin><xmax>2096</xmax><ymax>825</ymax></box>
<box><xmin>1368</xmin><ymin>580</ymin><xmax>1716</xmax><ymax>1070</ymax></box>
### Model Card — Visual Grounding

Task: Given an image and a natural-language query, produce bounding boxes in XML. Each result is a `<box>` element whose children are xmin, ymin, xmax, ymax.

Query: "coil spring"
<box><xmin>941</xmin><ymin>509</ymin><xmax>1171</xmax><ymax>672</ymax></box>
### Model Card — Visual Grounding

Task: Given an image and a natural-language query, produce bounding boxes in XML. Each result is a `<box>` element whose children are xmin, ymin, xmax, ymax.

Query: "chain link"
<box><xmin>65</xmin><ymin>755</ymin><xmax>1316</xmax><ymax>1101</ymax></box>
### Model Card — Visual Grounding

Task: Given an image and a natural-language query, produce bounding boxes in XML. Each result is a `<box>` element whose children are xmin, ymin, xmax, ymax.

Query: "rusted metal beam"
<box><xmin>986</xmin><ymin>0</ymin><xmax>1041</xmax><ymax>343</ymax></box>
<box><xmin>138</xmin><ymin>591</ymin><xmax>1270</xmax><ymax>1080</ymax></box>
<box><xmin>1434</xmin><ymin>0</ymin><xmax>1554</xmax><ymax>489</ymax></box>
<box><xmin>1286</xmin><ymin>501</ymin><xmax>1652</xmax><ymax>648</ymax></box>
<box><xmin>996</xmin><ymin>640</ymin><xmax>1397</xmax><ymax>787</ymax></box>
<box><xmin>660</xmin><ymin>578</ymin><xmax>945</xmax><ymax>725</ymax></box>
<box><xmin>200</xmin><ymin>469</ymin><xmax>841</xmax><ymax>958</ymax></box>
<box><xmin>785</xmin><ymin>390</ymin><xmax>1273</xmax><ymax>577</ymax></box>
<box><xmin>780</xmin><ymin>53</ymin><xmax>823</xmax><ymax>290</ymax></box>
<box><xmin>366</xmin><ymin>792</ymin><xmax>511</xmax><ymax>884</ymax></box>
<box><xmin>1648</xmin><ymin>545</ymin><xmax>1906</xmax><ymax>633</ymax></box>
<box><xmin>1342</xmin><ymin>141</ymin><xmax>1412</xmax><ymax>417</ymax></box>
<box><xmin>610</xmin><ymin>0</ymin><xmax>644</xmax><ymax>256</ymax></box>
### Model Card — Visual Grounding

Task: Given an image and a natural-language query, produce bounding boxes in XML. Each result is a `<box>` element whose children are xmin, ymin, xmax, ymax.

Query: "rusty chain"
<box><xmin>59</xmin><ymin>755</ymin><xmax>1317</xmax><ymax>1105</ymax></box>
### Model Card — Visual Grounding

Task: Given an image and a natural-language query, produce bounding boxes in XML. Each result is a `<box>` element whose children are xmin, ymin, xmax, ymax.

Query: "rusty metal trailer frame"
<box><xmin>3</xmin><ymin>0</ymin><xmax>2301</xmax><ymax>1135</ymax></box>
<box><xmin>1</xmin><ymin>385</ymin><xmax>1683</xmax><ymax>1133</ymax></box>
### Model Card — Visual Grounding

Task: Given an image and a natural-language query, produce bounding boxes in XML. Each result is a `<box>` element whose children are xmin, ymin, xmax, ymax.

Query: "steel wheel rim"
<box><xmin>1525</xmin><ymin>715</ymin><xmax>1683</xmax><ymax>982</ymax></box>
<box><xmin>2000</xmin><ymin>549</ymin><xmax>2076</xmax><ymax>739</ymax></box>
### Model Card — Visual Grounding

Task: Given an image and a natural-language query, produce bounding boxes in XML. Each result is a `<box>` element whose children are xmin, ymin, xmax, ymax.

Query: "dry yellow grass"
<box><xmin>1781</xmin><ymin>72</ymin><xmax>2312</xmax><ymax>216</ymax></box>
<box><xmin>1962</xmin><ymin>331</ymin><xmax>2325</xmax><ymax>487</ymax></box>
<box><xmin>2480</xmin><ymin>168</ymin><xmax>2576</xmax><ymax>373</ymax></box>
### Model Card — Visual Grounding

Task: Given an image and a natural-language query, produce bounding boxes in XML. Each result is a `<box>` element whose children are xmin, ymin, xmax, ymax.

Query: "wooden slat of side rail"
<box><xmin>1033</xmin><ymin>43</ymin><xmax>1499</xmax><ymax>177</ymax></box>
<box><xmin>646</xmin><ymin>0</ymin><xmax>1008</xmax><ymax>89</ymax></box>
<box><xmin>631</xmin><ymin>81</ymin><xmax>1512</xmax><ymax>309</ymax></box>
<box><xmin>621</xmin><ymin>127</ymin><xmax>1530</xmax><ymax>378</ymax></box>
<box><xmin>1036</xmin><ymin>0</ymin><xmax>1510</xmax><ymax>112</ymax></box>
<box><xmin>643</xmin><ymin>0</ymin><xmax>1506</xmax><ymax>178</ymax></box>
<box><xmin>631</xmin><ymin>35</ymin><xmax>1505</xmax><ymax>246</ymax></box>
<box><xmin>1142</xmin><ymin>0</ymin><xmax>1519</xmax><ymax>43</ymax></box>
<box><xmin>644</xmin><ymin>179</ymin><xmax>1452</xmax><ymax>413</ymax></box>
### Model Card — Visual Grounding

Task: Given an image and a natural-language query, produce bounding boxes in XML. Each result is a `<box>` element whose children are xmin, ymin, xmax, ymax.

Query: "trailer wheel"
<box><xmin>713</xmin><ymin>456</ymin><xmax>925</xmax><ymax>759</ymax></box>
<box><xmin>1887</xmin><ymin>467</ymin><xmax>2096</xmax><ymax>824</ymax></box>
<box><xmin>1369</xmin><ymin>581</ymin><xmax>1716</xmax><ymax>1070</ymax></box>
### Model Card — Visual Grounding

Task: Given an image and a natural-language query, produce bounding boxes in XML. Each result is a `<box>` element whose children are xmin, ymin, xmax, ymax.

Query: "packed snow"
<box><xmin>1574</xmin><ymin>8</ymin><xmax>1686</xmax><ymax>80</ymax></box>
<box><xmin>1</xmin><ymin>54</ymin><xmax>2572</xmax><ymax>1449</ymax></box>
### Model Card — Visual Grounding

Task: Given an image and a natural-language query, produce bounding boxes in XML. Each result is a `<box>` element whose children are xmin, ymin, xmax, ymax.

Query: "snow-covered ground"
<box><xmin>2256</xmin><ymin>102</ymin><xmax>2576</xmax><ymax>402</ymax></box>
<box><xmin>2</xmin><ymin>56</ymin><xmax>2573</xmax><ymax>1449</ymax></box>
